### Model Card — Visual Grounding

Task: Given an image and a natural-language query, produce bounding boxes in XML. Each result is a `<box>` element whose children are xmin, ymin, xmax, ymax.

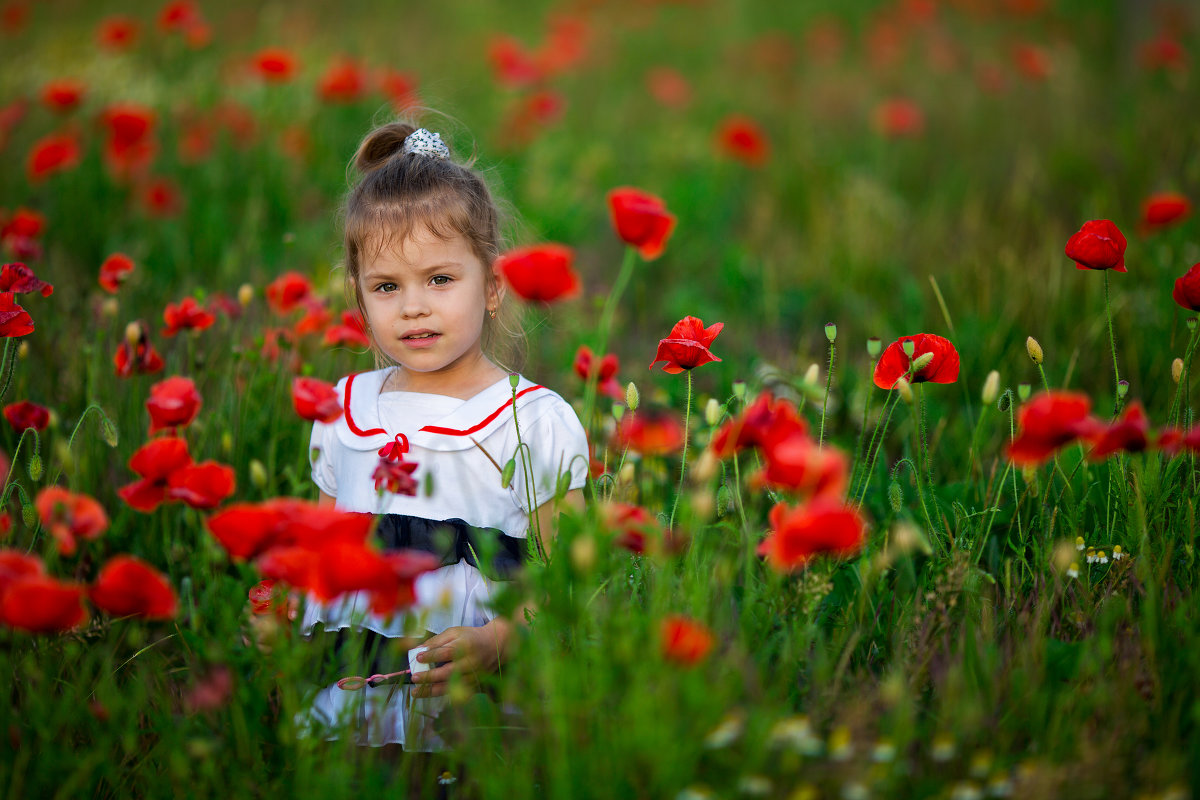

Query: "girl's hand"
<box><xmin>410</xmin><ymin>618</ymin><xmax>514</xmax><ymax>698</ymax></box>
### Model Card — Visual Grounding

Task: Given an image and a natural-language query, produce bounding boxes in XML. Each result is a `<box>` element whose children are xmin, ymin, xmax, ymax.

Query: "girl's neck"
<box><xmin>382</xmin><ymin>355</ymin><xmax>509</xmax><ymax>400</ymax></box>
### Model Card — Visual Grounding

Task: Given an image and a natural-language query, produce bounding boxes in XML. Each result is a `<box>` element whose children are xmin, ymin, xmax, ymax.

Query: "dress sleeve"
<box><xmin>510</xmin><ymin>401</ymin><xmax>589</xmax><ymax>513</ymax></box>
<box><xmin>309</xmin><ymin>420</ymin><xmax>338</xmax><ymax>497</ymax></box>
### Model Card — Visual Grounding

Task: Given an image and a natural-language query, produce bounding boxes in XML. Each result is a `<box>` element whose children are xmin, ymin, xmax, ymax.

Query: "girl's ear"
<box><xmin>488</xmin><ymin>263</ymin><xmax>506</xmax><ymax>310</ymax></box>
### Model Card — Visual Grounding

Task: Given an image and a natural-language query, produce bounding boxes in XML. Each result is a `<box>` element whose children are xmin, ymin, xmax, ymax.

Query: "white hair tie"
<box><xmin>401</xmin><ymin>128</ymin><xmax>450</xmax><ymax>160</ymax></box>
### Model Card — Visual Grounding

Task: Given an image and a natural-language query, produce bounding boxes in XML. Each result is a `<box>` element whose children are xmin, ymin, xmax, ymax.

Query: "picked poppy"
<box><xmin>660</xmin><ymin>614</ymin><xmax>715</xmax><ymax>666</ymax></box>
<box><xmin>1087</xmin><ymin>401</ymin><xmax>1150</xmax><ymax>460</ymax></box>
<box><xmin>166</xmin><ymin>461</ymin><xmax>236</xmax><ymax>509</ymax></box>
<box><xmin>292</xmin><ymin>377</ymin><xmax>342</xmax><ymax>423</ymax></box>
<box><xmin>607</xmin><ymin>187</ymin><xmax>677</xmax><ymax>260</ymax></box>
<box><xmin>1172</xmin><ymin>263</ymin><xmax>1200</xmax><ymax>312</ymax></box>
<box><xmin>99</xmin><ymin>253</ymin><xmax>135</xmax><ymax>293</ymax></box>
<box><xmin>89</xmin><ymin>555</ymin><xmax>177</xmax><ymax>619</ymax></box>
<box><xmin>574</xmin><ymin>346</ymin><xmax>622</xmax><ymax>400</ymax></box>
<box><xmin>0</xmin><ymin>575</ymin><xmax>87</xmax><ymax>633</ymax></box>
<box><xmin>114</xmin><ymin>320</ymin><xmax>165</xmax><ymax>377</ymax></box>
<box><xmin>4</xmin><ymin>400</ymin><xmax>49</xmax><ymax>432</ymax></box>
<box><xmin>0</xmin><ymin>292</ymin><xmax>34</xmax><ymax>338</ymax></box>
<box><xmin>118</xmin><ymin>436</ymin><xmax>193</xmax><ymax>512</ymax></box>
<box><xmin>162</xmin><ymin>296</ymin><xmax>216</xmax><ymax>336</ymax></box>
<box><xmin>650</xmin><ymin>316</ymin><xmax>723</xmax><ymax>374</ymax></box>
<box><xmin>265</xmin><ymin>271</ymin><xmax>313</xmax><ymax>314</ymax></box>
<box><xmin>497</xmin><ymin>244</ymin><xmax>580</xmax><ymax>303</ymax></box>
<box><xmin>27</xmin><ymin>133</ymin><xmax>81</xmax><ymax>181</ymax></box>
<box><xmin>372</xmin><ymin>458</ymin><xmax>418</xmax><ymax>496</ymax></box>
<box><xmin>1065</xmin><ymin>219</ymin><xmax>1127</xmax><ymax>272</ymax></box>
<box><xmin>0</xmin><ymin>262</ymin><xmax>52</xmax><ymax>297</ymax></box>
<box><xmin>873</xmin><ymin>333</ymin><xmax>960</xmax><ymax>390</ymax></box>
<box><xmin>35</xmin><ymin>486</ymin><xmax>109</xmax><ymax>556</ymax></box>
<box><xmin>146</xmin><ymin>376</ymin><xmax>202</xmax><ymax>434</ymax></box>
<box><xmin>1141</xmin><ymin>192</ymin><xmax>1190</xmax><ymax>233</ymax></box>
<box><xmin>715</xmin><ymin>115</ymin><xmax>770</xmax><ymax>167</ymax></box>
<box><xmin>757</xmin><ymin>499</ymin><xmax>865</xmax><ymax>572</ymax></box>
<box><xmin>614</xmin><ymin>408</ymin><xmax>685</xmax><ymax>456</ymax></box>
<box><xmin>1007</xmin><ymin>391</ymin><xmax>1103</xmax><ymax>465</ymax></box>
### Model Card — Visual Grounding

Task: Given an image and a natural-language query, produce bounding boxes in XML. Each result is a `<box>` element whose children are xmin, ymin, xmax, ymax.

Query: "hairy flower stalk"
<box><xmin>1168</xmin><ymin>318</ymin><xmax>1200</xmax><ymax>428</ymax></box>
<box><xmin>1105</xmin><ymin>271</ymin><xmax>1123</xmax><ymax>413</ymax></box>
<box><xmin>668</xmin><ymin>370</ymin><xmax>694</xmax><ymax>528</ymax></box>
<box><xmin>819</xmin><ymin>322</ymin><xmax>837</xmax><ymax>449</ymax></box>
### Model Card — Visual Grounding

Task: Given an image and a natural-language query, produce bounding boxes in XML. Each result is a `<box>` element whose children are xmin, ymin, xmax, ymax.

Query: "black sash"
<box><xmin>374</xmin><ymin>514</ymin><xmax>529</xmax><ymax>580</ymax></box>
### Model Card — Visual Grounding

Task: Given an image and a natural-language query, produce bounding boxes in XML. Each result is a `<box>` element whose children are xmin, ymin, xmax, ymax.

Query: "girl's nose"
<box><xmin>400</xmin><ymin>290</ymin><xmax>430</xmax><ymax>318</ymax></box>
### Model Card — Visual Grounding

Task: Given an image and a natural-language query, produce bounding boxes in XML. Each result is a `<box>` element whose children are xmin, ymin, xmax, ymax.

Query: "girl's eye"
<box><xmin>431</xmin><ymin>275</ymin><xmax>452</xmax><ymax>286</ymax></box>
<box><xmin>375</xmin><ymin>282</ymin><xmax>397</xmax><ymax>293</ymax></box>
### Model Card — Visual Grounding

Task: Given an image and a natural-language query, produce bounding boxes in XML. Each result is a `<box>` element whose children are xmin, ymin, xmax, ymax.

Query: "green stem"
<box><xmin>854</xmin><ymin>389</ymin><xmax>901</xmax><ymax>509</ymax></box>
<box><xmin>668</xmin><ymin>370</ymin><xmax>693</xmax><ymax>528</ymax></box>
<box><xmin>0</xmin><ymin>338</ymin><xmax>17</xmax><ymax>402</ymax></box>
<box><xmin>1104</xmin><ymin>271</ymin><xmax>1122</xmax><ymax>414</ymax></box>
<box><xmin>1168</xmin><ymin>323</ymin><xmax>1200</xmax><ymax>428</ymax></box>
<box><xmin>581</xmin><ymin>246</ymin><xmax>638</xmax><ymax>437</ymax></box>
<box><xmin>819</xmin><ymin>341</ymin><xmax>836</xmax><ymax>448</ymax></box>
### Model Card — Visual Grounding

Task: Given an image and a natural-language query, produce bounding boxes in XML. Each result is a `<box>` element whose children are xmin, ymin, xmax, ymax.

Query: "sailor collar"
<box><xmin>333</xmin><ymin>368</ymin><xmax>549</xmax><ymax>453</ymax></box>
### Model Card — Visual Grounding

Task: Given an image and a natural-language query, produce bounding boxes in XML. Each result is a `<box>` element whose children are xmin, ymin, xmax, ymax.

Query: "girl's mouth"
<box><xmin>401</xmin><ymin>331</ymin><xmax>440</xmax><ymax>348</ymax></box>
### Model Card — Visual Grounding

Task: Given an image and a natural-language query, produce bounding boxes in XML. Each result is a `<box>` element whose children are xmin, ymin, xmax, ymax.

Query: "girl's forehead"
<box><xmin>364</xmin><ymin>226</ymin><xmax>480</xmax><ymax>269</ymax></box>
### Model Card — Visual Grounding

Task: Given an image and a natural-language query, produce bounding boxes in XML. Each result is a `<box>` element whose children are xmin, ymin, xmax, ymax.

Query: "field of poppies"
<box><xmin>3</xmin><ymin>0</ymin><xmax>1200</xmax><ymax>798</ymax></box>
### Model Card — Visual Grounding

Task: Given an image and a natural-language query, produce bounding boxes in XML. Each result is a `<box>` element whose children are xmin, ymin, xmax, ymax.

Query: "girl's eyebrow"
<box><xmin>362</xmin><ymin>261</ymin><xmax>464</xmax><ymax>281</ymax></box>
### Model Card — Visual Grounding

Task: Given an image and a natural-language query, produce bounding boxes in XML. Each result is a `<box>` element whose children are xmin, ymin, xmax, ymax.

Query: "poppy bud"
<box><xmin>803</xmin><ymin>363</ymin><xmax>819</xmax><ymax>385</ymax></box>
<box><xmin>250</xmin><ymin>459</ymin><xmax>268</xmax><ymax>490</ymax></box>
<box><xmin>1189</xmin><ymin>317</ymin><xmax>1198</xmax><ymax>332</ymax></box>
<box><xmin>1025</xmin><ymin>336</ymin><xmax>1043</xmax><ymax>365</ymax></box>
<box><xmin>1018</xmin><ymin>383</ymin><xmax>1031</xmax><ymax>402</ymax></box>
<box><xmin>555</xmin><ymin>470</ymin><xmax>572</xmax><ymax>500</ymax></box>
<box><xmin>423</xmin><ymin>471</ymin><xmax>435</xmax><ymax>497</ymax></box>
<box><xmin>221</xmin><ymin>432</ymin><xmax>233</xmax><ymax>457</ymax></box>
<box><xmin>715</xmin><ymin>484</ymin><xmax>732</xmax><ymax>515</ymax></box>
<box><xmin>1172</xmin><ymin>357</ymin><xmax>1184</xmax><ymax>384</ymax></box>
<box><xmin>27</xmin><ymin>454</ymin><xmax>42</xmax><ymax>481</ymax></box>
<box><xmin>125</xmin><ymin>321</ymin><xmax>141</xmax><ymax>345</ymax></box>
<box><xmin>501</xmin><ymin>457</ymin><xmax>516</xmax><ymax>489</ymax></box>
<box><xmin>867</xmin><ymin>337</ymin><xmax>882</xmax><ymax>358</ymax></box>
<box><xmin>911</xmin><ymin>352</ymin><xmax>934</xmax><ymax>372</ymax></box>
<box><xmin>612</xmin><ymin>404</ymin><xmax>625</xmax><ymax>423</ymax></box>
<box><xmin>732</xmin><ymin>381</ymin><xmax>746</xmax><ymax>400</ymax></box>
<box><xmin>99</xmin><ymin>414</ymin><xmax>118</xmax><ymax>447</ymax></box>
<box><xmin>895</xmin><ymin>377</ymin><xmax>914</xmax><ymax>404</ymax></box>
<box><xmin>238</xmin><ymin>283</ymin><xmax>254</xmax><ymax>306</ymax></box>
<box><xmin>824</xmin><ymin>322</ymin><xmax>837</xmax><ymax>343</ymax></box>
<box><xmin>570</xmin><ymin>534</ymin><xmax>597</xmax><ymax>572</ymax></box>
<box><xmin>981</xmin><ymin>370</ymin><xmax>1000</xmax><ymax>405</ymax></box>
<box><xmin>17</xmin><ymin>341</ymin><xmax>28</xmax><ymax>359</ymax></box>
<box><xmin>21</xmin><ymin>504</ymin><xmax>35</xmax><ymax>528</ymax></box>
<box><xmin>888</xmin><ymin>479</ymin><xmax>903</xmax><ymax>511</ymax></box>
<box><xmin>1117</xmin><ymin>380</ymin><xmax>1129</xmax><ymax>398</ymax></box>
<box><xmin>998</xmin><ymin>391</ymin><xmax>1011</xmax><ymax>412</ymax></box>
<box><xmin>310</xmin><ymin>446</ymin><xmax>322</xmax><ymax>467</ymax></box>
<box><xmin>704</xmin><ymin>398</ymin><xmax>722</xmax><ymax>427</ymax></box>
<box><xmin>901</xmin><ymin>339</ymin><xmax>915</xmax><ymax>358</ymax></box>
<box><xmin>509</xmin><ymin>372</ymin><xmax>520</xmax><ymax>390</ymax></box>
<box><xmin>625</xmin><ymin>382</ymin><xmax>640</xmax><ymax>412</ymax></box>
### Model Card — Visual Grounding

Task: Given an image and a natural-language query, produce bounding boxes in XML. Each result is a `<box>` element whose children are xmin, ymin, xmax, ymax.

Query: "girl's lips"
<box><xmin>401</xmin><ymin>332</ymin><xmax>440</xmax><ymax>349</ymax></box>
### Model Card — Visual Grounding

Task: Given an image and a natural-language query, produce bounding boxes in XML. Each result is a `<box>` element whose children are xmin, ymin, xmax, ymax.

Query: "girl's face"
<box><xmin>357</xmin><ymin>226</ymin><xmax>501</xmax><ymax>394</ymax></box>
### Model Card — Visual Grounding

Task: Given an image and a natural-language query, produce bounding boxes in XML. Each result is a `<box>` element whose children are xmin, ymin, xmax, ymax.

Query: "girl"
<box><xmin>301</xmin><ymin>122</ymin><xmax>588</xmax><ymax>751</ymax></box>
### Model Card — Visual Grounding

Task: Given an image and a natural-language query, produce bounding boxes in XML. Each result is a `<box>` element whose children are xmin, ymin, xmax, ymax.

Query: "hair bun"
<box><xmin>353</xmin><ymin>122</ymin><xmax>418</xmax><ymax>173</ymax></box>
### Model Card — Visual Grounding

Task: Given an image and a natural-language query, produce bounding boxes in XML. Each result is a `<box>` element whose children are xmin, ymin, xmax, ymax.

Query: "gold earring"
<box><xmin>488</xmin><ymin>308</ymin><xmax>497</xmax><ymax>320</ymax></box>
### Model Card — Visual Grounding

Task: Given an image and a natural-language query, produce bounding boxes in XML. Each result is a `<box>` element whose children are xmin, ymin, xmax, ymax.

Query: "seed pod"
<box><xmin>1117</xmin><ymin>379</ymin><xmax>1129</xmax><ymax>398</ymax></box>
<box><xmin>867</xmin><ymin>337</ymin><xmax>882</xmax><ymax>358</ymax></box>
<box><xmin>715</xmin><ymin>484</ymin><xmax>732</xmax><ymax>516</ymax></box>
<box><xmin>27</xmin><ymin>454</ymin><xmax>43</xmax><ymax>481</ymax></box>
<box><xmin>998</xmin><ymin>390</ymin><xmax>1011</xmax><ymax>412</ymax></box>
<box><xmin>901</xmin><ymin>339</ymin><xmax>915</xmax><ymax>358</ymax></box>
<box><xmin>1172</xmin><ymin>357</ymin><xmax>1184</xmax><ymax>384</ymax></box>
<box><xmin>704</xmin><ymin>398</ymin><xmax>722</xmax><ymax>427</ymax></box>
<box><xmin>22</xmin><ymin>505</ymin><xmax>35</xmax><ymax>528</ymax></box>
<box><xmin>1025</xmin><ymin>336</ymin><xmax>1043</xmax><ymax>365</ymax></box>
<box><xmin>824</xmin><ymin>322</ymin><xmax>837</xmax><ymax>343</ymax></box>
<box><xmin>888</xmin><ymin>479</ymin><xmax>903</xmax><ymax>512</ymax></box>
<box><xmin>1189</xmin><ymin>316</ymin><xmax>1198</xmax><ymax>332</ymax></box>
<box><xmin>1017</xmin><ymin>383</ymin><xmax>1032</xmax><ymax>402</ymax></box>
<box><xmin>732</xmin><ymin>381</ymin><xmax>746</xmax><ymax>400</ymax></box>
<box><xmin>99</xmin><ymin>415</ymin><xmax>119</xmax><ymax>447</ymax></box>
<box><xmin>981</xmin><ymin>370</ymin><xmax>1000</xmax><ymax>406</ymax></box>
<box><xmin>501</xmin><ymin>457</ymin><xmax>516</xmax><ymax>489</ymax></box>
<box><xmin>508</xmin><ymin>372</ymin><xmax>520</xmax><ymax>390</ymax></box>
<box><xmin>625</xmin><ymin>382</ymin><xmax>640</xmax><ymax>412</ymax></box>
<box><xmin>238</xmin><ymin>283</ymin><xmax>254</xmax><ymax>306</ymax></box>
<box><xmin>911</xmin><ymin>352</ymin><xmax>934</xmax><ymax>372</ymax></box>
<box><xmin>250</xmin><ymin>459</ymin><xmax>268</xmax><ymax>490</ymax></box>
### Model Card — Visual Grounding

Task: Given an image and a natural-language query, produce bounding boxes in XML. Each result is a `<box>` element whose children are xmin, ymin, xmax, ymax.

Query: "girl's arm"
<box><xmin>317</xmin><ymin>490</ymin><xmax>336</xmax><ymax>508</ymax></box>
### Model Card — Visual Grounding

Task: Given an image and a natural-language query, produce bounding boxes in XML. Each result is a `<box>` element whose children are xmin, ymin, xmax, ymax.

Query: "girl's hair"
<box><xmin>343</xmin><ymin>119</ymin><xmax>523</xmax><ymax>370</ymax></box>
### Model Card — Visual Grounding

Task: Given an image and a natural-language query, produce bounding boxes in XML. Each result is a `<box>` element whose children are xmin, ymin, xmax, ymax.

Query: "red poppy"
<box><xmin>0</xmin><ymin>99</ymin><xmax>26</xmax><ymax>148</ymax></box>
<box><xmin>1173</xmin><ymin>263</ymin><xmax>1200</xmax><ymax>311</ymax></box>
<box><xmin>97</xmin><ymin>15</ymin><xmax>139</xmax><ymax>50</ymax></box>
<box><xmin>574</xmin><ymin>346</ymin><xmax>622</xmax><ymax>400</ymax></box>
<box><xmin>0</xmin><ymin>550</ymin><xmax>44</xmax><ymax>598</ymax></box>
<box><xmin>35</xmin><ymin>487</ymin><xmax>109</xmax><ymax>556</ymax></box>
<box><xmin>607</xmin><ymin>187</ymin><xmax>677</xmax><ymax>260</ymax></box>
<box><xmin>139</xmin><ymin>177</ymin><xmax>183</xmax><ymax>218</ymax></box>
<box><xmin>1007</xmin><ymin>391</ymin><xmax>1103</xmax><ymax>465</ymax></box>
<box><xmin>166</xmin><ymin>462</ymin><xmax>236</xmax><ymax>509</ymax></box>
<box><xmin>0</xmin><ymin>292</ymin><xmax>34</xmax><ymax>338</ymax></box>
<box><xmin>645</xmin><ymin>67</ymin><xmax>691</xmax><ymax>109</ymax></box>
<box><xmin>0</xmin><ymin>2</ymin><xmax>27</xmax><ymax>34</ymax></box>
<box><xmin>89</xmin><ymin>555</ymin><xmax>177</xmax><ymax>619</ymax></box>
<box><xmin>0</xmin><ymin>512</ymin><xmax>10</xmax><ymax>538</ymax></box>
<box><xmin>1142</xmin><ymin>193</ymin><xmax>1191</xmax><ymax>233</ymax></box>
<box><xmin>4</xmin><ymin>400</ymin><xmax>49</xmax><ymax>432</ymax></box>
<box><xmin>183</xmin><ymin>666</ymin><xmax>233</xmax><ymax>713</ymax></box>
<box><xmin>292</xmin><ymin>377</ymin><xmax>342</xmax><ymax>423</ymax></box>
<box><xmin>324</xmin><ymin>310</ymin><xmax>370</xmax><ymax>348</ymax></box>
<box><xmin>757</xmin><ymin>500</ymin><xmax>865</xmax><ymax>572</ymax></box>
<box><xmin>496</xmin><ymin>244</ymin><xmax>579</xmax><ymax>303</ymax></box>
<box><xmin>874</xmin><ymin>98</ymin><xmax>925</xmax><ymax>138</ymax></box>
<box><xmin>118</xmin><ymin>436</ymin><xmax>193</xmax><ymax>512</ymax></box>
<box><xmin>99</xmin><ymin>253</ymin><xmax>135</xmax><ymax>293</ymax></box>
<box><xmin>265</xmin><ymin>271</ymin><xmax>312</xmax><ymax>314</ymax></box>
<box><xmin>1065</xmin><ymin>219</ymin><xmax>1127</xmax><ymax>273</ymax></box>
<box><xmin>873</xmin><ymin>333</ymin><xmax>959</xmax><ymax>390</ymax></box>
<box><xmin>162</xmin><ymin>296</ymin><xmax>215</xmax><ymax>336</ymax></box>
<box><xmin>711</xmin><ymin>393</ymin><xmax>808</xmax><ymax>458</ymax></box>
<box><xmin>0</xmin><ymin>262</ymin><xmax>53</xmax><ymax>296</ymax></box>
<box><xmin>207</xmin><ymin>292</ymin><xmax>241</xmax><ymax>320</ymax></box>
<box><xmin>536</xmin><ymin>15</ymin><xmax>589</xmax><ymax>75</ymax></box>
<box><xmin>377</xmin><ymin>68</ymin><xmax>419</xmax><ymax>111</ymax></box>
<box><xmin>178</xmin><ymin>119</ymin><xmax>216</xmax><ymax>163</ymax></box>
<box><xmin>1139</xmin><ymin>34</ymin><xmax>1186</xmax><ymax>73</ymax></box>
<box><xmin>0</xmin><ymin>208</ymin><xmax>43</xmax><ymax>242</ymax></box>
<box><xmin>604</xmin><ymin>502</ymin><xmax>660</xmax><ymax>555</ymax></box>
<box><xmin>207</xmin><ymin>499</ymin><xmax>373</xmax><ymax>560</ymax></box>
<box><xmin>650</xmin><ymin>316</ymin><xmax>723</xmax><ymax>374</ymax></box>
<box><xmin>1</xmin><ymin>576</ymin><xmax>87</xmax><ymax>633</ymax></box>
<box><xmin>248</xmin><ymin>578</ymin><xmax>284</xmax><ymax>616</ymax></box>
<box><xmin>158</xmin><ymin>0</ymin><xmax>203</xmax><ymax>33</ymax></box>
<box><xmin>40</xmin><ymin>79</ymin><xmax>86</xmax><ymax>112</ymax></box>
<box><xmin>499</xmin><ymin>90</ymin><xmax>566</xmax><ymax>146</ymax></box>
<box><xmin>27</xmin><ymin>133</ymin><xmax>81</xmax><ymax>181</ymax></box>
<box><xmin>114</xmin><ymin>321</ymin><xmax>165</xmax><ymax>378</ymax></box>
<box><xmin>614</xmin><ymin>409</ymin><xmax>686</xmax><ymax>456</ymax></box>
<box><xmin>488</xmin><ymin>35</ymin><xmax>543</xmax><ymax>87</ymax></box>
<box><xmin>758</xmin><ymin>431</ymin><xmax>850</xmax><ymax>499</ymax></box>
<box><xmin>293</xmin><ymin>299</ymin><xmax>333</xmax><ymax>338</ymax></box>
<box><xmin>146</xmin><ymin>376</ymin><xmax>202</xmax><ymax>434</ymax></box>
<box><xmin>100</xmin><ymin>103</ymin><xmax>156</xmax><ymax>176</ymax></box>
<box><xmin>1086</xmin><ymin>402</ymin><xmax>1150</xmax><ymax>460</ymax></box>
<box><xmin>251</xmin><ymin>48</ymin><xmax>297</xmax><ymax>83</ymax></box>
<box><xmin>715</xmin><ymin>115</ymin><xmax>770</xmax><ymax>167</ymax></box>
<box><xmin>1011</xmin><ymin>43</ymin><xmax>1050</xmax><ymax>81</ymax></box>
<box><xmin>372</xmin><ymin>458</ymin><xmax>419</xmax><ymax>496</ymax></box>
<box><xmin>379</xmin><ymin>550</ymin><xmax>443</xmax><ymax>613</ymax></box>
<box><xmin>317</xmin><ymin>58</ymin><xmax>367</xmax><ymax>103</ymax></box>
<box><xmin>660</xmin><ymin>615</ymin><xmax>714</xmax><ymax>666</ymax></box>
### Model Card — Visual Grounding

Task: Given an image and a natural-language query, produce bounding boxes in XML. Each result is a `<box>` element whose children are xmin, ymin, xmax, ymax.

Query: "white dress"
<box><xmin>298</xmin><ymin>367</ymin><xmax>588</xmax><ymax>750</ymax></box>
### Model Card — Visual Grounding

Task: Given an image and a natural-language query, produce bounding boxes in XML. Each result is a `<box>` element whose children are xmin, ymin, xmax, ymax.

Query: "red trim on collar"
<box><xmin>342</xmin><ymin>372</ymin><xmax>546</xmax><ymax>440</ymax></box>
